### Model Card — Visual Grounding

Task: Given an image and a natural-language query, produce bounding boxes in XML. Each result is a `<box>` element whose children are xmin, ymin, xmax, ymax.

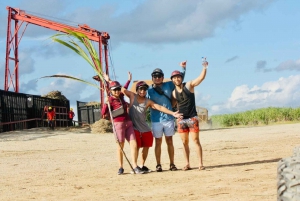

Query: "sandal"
<box><xmin>199</xmin><ymin>166</ymin><xmax>206</xmax><ymax>170</ymax></box>
<box><xmin>182</xmin><ymin>165</ymin><xmax>192</xmax><ymax>171</ymax></box>
<box><xmin>169</xmin><ymin>164</ymin><xmax>178</xmax><ymax>171</ymax></box>
<box><xmin>156</xmin><ymin>164</ymin><xmax>162</xmax><ymax>172</ymax></box>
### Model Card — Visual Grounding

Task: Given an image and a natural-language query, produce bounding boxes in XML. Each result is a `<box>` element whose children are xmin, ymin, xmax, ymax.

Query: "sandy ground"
<box><xmin>0</xmin><ymin>123</ymin><xmax>300</xmax><ymax>201</ymax></box>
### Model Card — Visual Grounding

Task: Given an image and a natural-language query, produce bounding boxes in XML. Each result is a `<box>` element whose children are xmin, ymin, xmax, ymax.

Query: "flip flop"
<box><xmin>182</xmin><ymin>165</ymin><xmax>192</xmax><ymax>171</ymax></box>
<box><xmin>199</xmin><ymin>166</ymin><xmax>206</xmax><ymax>170</ymax></box>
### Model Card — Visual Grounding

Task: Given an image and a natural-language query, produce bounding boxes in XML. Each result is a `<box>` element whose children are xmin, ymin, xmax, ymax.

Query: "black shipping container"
<box><xmin>77</xmin><ymin>101</ymin><xmax>101</xmax><ymax>125</ymax></box>
<box><xmin>0</xmin><ymin>90</ymin><xmax>70</xmax><ymax>133</ymax></box>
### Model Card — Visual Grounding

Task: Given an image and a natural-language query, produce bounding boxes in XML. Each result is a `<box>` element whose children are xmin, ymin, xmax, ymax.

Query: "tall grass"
<box><xmin>211</xmin><ymin>107</ymin><xmax>300</xmax><ymax>128</ymax></box>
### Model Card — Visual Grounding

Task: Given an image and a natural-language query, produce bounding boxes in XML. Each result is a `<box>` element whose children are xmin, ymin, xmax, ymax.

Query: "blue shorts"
<box><xmin>151</xmin><ymin>121</ymin><xmax>175</xmax><ymax>138</ymax></box>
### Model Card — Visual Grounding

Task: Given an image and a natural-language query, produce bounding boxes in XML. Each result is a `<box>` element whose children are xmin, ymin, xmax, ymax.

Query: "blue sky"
<box><xmin>0</xmin><ymin>0</ymin><xmax>300</xmax><ymax>119</ymax></box>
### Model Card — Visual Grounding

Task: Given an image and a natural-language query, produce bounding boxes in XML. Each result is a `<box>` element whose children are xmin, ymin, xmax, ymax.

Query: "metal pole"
<box><xmin>4</xmin><ymin>7</ymin><xmax>12</xmax><ymax>91</ymax></box>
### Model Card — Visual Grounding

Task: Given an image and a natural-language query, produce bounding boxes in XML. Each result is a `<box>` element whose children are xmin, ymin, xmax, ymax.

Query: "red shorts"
<box><xmin>177</xmin><ymin>116</ymin><xmax>200</xmax><ymax>133</ymax></box>
<box><xmin>134</xmin><ymin>130</ymin><xmax>153</xmax><ymax>148</ymax></box>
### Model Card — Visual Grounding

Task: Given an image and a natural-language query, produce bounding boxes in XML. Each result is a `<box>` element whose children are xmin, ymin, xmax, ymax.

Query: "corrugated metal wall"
<box><xmin>77</xmin><ymin>101</ymin><xmax>101</xmax><ymax>125</ymax></box>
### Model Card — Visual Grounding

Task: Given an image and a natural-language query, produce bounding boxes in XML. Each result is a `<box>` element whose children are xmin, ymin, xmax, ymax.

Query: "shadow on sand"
<box><xmin>206</xmin><ymin>158</ymin><xmax>281</xmax><ymax>169</ymax></box>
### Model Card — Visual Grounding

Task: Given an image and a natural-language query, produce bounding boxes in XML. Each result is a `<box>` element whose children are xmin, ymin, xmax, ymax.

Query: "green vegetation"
<box><xmin>39</xmin><ymin>29</ymin><xmax>104</xmax><ymax>88</ymax></box>
<box><xmin>211</xmin><ymin>107</ymin><xmax>300</xmax><ymax>128</ymax></box>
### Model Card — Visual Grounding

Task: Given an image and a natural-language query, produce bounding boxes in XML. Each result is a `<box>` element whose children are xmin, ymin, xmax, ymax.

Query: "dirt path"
<box><xmin>0</xmin><ymin>123</ymin><xmax>299</xmax><ymax>201</ymax></box>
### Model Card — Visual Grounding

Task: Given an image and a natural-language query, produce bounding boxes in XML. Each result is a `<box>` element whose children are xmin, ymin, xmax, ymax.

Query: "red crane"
<box><xmin>4</xmin><ymin>6</ymin><xmax>110</xmax><ymax>106</ymax></box>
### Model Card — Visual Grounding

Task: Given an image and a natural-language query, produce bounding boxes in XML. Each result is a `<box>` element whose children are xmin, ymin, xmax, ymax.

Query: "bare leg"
<box><xmin>117</xmin><ymin>142</ymin><xmax>125</xmax><ymax>168</ymax></box>
<box><xmin>136</xmin><ymin>147</ymin><xmax>140</xmax><ymax>160</ymax></box>
<box><xmin>141</xmin><ymin>147</ymin><xmax>149</xmax><ymax>166</ymax></box>
<box><xmin>155</xmin><ymin>137</ymin><xmax>162</xmax><ymax>165</ymax></box>
<box><xmin>179</xmin><ymin>132</ymin><xmax>190</xmax><ymax>168</ymax></box>
<box><xmin>165</xmin><ymin>136</ymin><xmax>175</xmax><ymax>165</ymax></box>
<box><xmin>190</xmin><ymin>132</ymin><xmax>204</xmax><ymax>168</ymax></box>
<box><xmin>129</xmin><ymin>139</ymin><xmax>138</xmax><ymax>168</ymax></box>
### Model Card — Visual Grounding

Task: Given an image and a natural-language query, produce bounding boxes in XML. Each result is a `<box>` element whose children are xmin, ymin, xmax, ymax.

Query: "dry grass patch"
<box><xmin>90</xmin><ymin>119</ymin><xmax>113</xmax><ymax>134</ymax></box>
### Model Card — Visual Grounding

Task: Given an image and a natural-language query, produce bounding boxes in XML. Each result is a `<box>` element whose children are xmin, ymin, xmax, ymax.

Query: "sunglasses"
<box><xmin>112</xmin><ymin>87</ymin><xmax>121</xmax><ymax>91</ymax></box>
<box><xmin>138</xmin><ymin>87</ymin><xmax>148</xmax><ymax>91</ymax></box>
<box><xmin>153</xmin><ymin>75</ymin><xmax>162</xmax><ymax>79</ymax></box>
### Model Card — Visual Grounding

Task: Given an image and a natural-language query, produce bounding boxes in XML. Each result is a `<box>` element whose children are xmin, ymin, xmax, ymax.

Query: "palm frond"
<box><xmin>38</xmin><ymin>75</ymin><xmax>101</xmax><ymax>89</ymax></box>
<box><xmin>51</xmin><ymin>29</ymin><xmax>103</xmax><ymax>81</ymax></box>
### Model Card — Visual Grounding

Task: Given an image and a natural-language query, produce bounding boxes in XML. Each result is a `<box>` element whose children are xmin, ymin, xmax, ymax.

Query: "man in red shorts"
<box><xmin>171</xmin><ymin>59</ymin><xmax>208</xmax><ymax>171</ymax></box>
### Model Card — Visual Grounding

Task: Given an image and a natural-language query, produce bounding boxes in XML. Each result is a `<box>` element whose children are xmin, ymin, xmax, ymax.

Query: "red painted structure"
<box><xmin>4</xmin><ymin>6</ymin><xmax>110</xmax><ymax>106</ymax></box>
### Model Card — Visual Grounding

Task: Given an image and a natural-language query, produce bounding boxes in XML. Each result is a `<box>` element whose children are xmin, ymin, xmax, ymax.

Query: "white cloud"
<box><xmin>100</xmin><ymin>0</ymin><xmax>277</xmax><ymax>44</ymax></box>
<box><xmin>211</xmin><ymin>75</ymin><xmax>300</xmax><ymax>115</ymax></box>
<box><xmin>195</xmin><ymin>90</ymin><xmax>211</xmax><ymax>109</ymax></box>
<box><xmin>39</xmin><ymin>75</ymin><xmax>90</xmax><ymax>101</ymax></box>
<box><xmin>256</xmin><ymin>58</ymin><xmax>300</xmax><ymax>73</ymax></box>
<box><xmin>20</xmin><ymin>79</ymin><xmax>38</xmax><ymax>93</ymax></box>
<box><xmin>275</xmin><ymin>59</ymin><xmax>300</xmax><ymax>71</ymax></box>
<box><xmin>0</xmin><ymin>0</ymin><xmax>277</xmax><ymax>44</ymax></box>
<box><xmin>19</xmin><ymin>51</ymin><xmax>35</xmax><ymax>75</ymax></box>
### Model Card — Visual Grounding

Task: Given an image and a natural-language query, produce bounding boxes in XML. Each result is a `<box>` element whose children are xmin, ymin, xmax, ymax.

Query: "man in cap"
<box><xmin>171</xmin><ymin>59</ymin><xmax>208</xmax><ymax>171</ymax></box>
<box><xmin>147</xmin><ymin>61</ymin><xmax>186</xmax><ymax>172</ymax></box>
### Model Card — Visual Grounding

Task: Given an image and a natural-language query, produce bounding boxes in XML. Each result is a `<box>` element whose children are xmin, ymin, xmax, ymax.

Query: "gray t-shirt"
<box><xmin>129</xmin><ymin>95</ymin><xmax>151</xmax><ymax>132</ymax></box>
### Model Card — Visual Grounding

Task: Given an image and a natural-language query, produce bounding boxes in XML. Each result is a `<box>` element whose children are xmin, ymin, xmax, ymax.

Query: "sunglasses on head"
<box><xmin>153</xmin><ymin>74</ymin><xmax>162</xmax><ymax>79</ymax></box>
<box><xmin>112</xmin><ymin>87</ymin><xmax>121</xmax><ymax>91</ymax></box>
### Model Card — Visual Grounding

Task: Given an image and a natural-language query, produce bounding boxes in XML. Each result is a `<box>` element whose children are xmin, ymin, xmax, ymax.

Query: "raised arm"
<box><xmin>122</xmin><ymin>72</ymin><xmax>136</xmax><ymax>106</ymax></box>
<box><xmin>123</xmin><ymin>72</ymin><xmax>132</xmax><ymax>89</ymax></box>
<box><xmin>103</xmin><ymin>72</ymin><xmax>132</xmax><ymax>89</ymax></box>
<box><xmin>123</xmin><ymin>88</ymin><xmax>135</xmax><ymax>100</ymax></box>
<box><xmin>189</xmin><ymin>59</ymin><xmax>208</xmax><ymax>87</ymax></box>
<box><xmin>180</xmin><ymin>61</ymin><xmax>187</xmax><ymax>80</ymax></box>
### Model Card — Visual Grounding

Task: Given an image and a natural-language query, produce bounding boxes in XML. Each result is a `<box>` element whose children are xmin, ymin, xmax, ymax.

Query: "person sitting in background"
<box><xmin>68</xmin><ymin>108</ymin><xmax>75</xmax><ymax>126</ymax></box>
<box><xmin>47</xmin><ymin>106</ymin><xmax>56</xmax><ymax>130</ymax></box>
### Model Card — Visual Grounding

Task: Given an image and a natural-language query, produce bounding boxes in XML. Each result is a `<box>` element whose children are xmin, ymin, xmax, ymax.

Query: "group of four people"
<box><xmin>101</xmin><ymin>59</ymin><xmax>208</xmax><ymax>175</ymax></box>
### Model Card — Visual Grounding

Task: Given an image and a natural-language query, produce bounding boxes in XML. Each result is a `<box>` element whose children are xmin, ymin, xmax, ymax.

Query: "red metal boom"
<box><xmin>4</xmin><ymin>6</ymin><xmax>110</xmax><ymax>106</ymax></box>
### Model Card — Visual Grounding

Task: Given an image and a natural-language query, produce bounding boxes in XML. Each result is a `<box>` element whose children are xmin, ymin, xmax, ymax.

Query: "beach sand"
<box><xmin>1</xmin><ymin>123</ymin><xmax>299</xmax><ymax>201</ymax></box>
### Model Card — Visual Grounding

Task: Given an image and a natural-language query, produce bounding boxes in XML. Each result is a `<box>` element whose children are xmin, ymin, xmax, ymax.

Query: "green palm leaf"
<box><xmin>49</xmin><ymin>29</ymin><xmax>103</xmax><ymax>81</ymax></box>
<box><xmin>38</xmin><ymin>75</ymin><xmax>101</xmax><ymax>89</ymax></box>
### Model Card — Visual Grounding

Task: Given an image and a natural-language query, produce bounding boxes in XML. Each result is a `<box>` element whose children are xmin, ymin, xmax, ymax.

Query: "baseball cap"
<box><xmin>151</xmin><ymin>68</ymin><xmax>164</xmax><ymax>76</ymax></box>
